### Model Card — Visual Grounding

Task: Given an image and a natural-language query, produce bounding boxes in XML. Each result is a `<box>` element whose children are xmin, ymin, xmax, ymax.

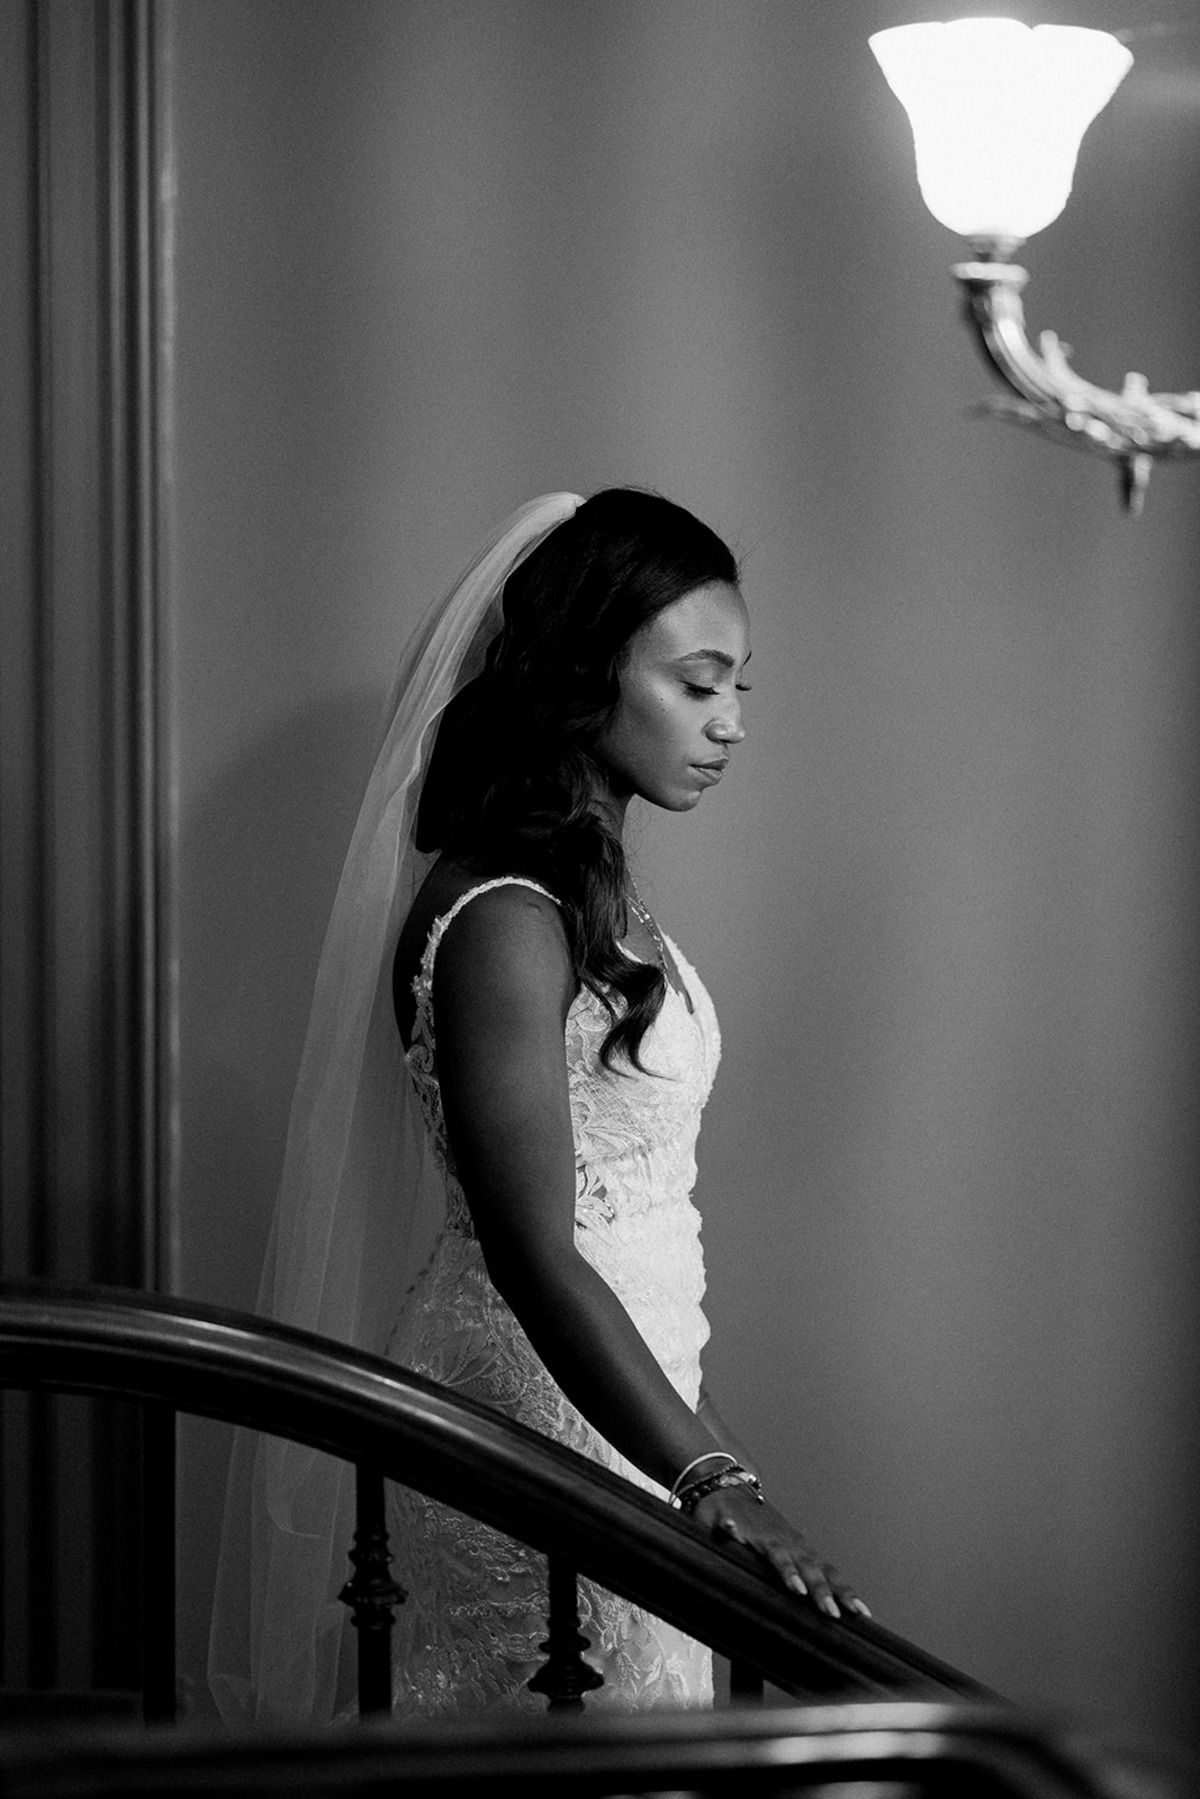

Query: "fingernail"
<box><xmin>787</xmin><ymin>1573</ymin><xmax>808</xmax><ymax>1596</ymax></box>
<box><xmin>819</xmin><ymin>1595</ymin><xmax>841</xmax><ymax>1618</ymax></box>
<box><xmin>849</xmin><ymin>1599</ymin><xmax>873</xmax><ymax>1618</ymax></box>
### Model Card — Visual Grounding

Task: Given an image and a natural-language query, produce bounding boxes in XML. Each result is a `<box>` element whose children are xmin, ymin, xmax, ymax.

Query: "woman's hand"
<box><xmin>689</xmin><ymin>1486</ymin><xmax>870</xmax><ymax>1620</ymax></box>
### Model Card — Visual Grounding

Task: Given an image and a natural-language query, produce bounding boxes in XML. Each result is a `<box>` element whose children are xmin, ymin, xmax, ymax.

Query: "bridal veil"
<box><xmin>208</xmin><ymin>492</ymin><xmax>582</xmax><ymax>1724</ymax></box>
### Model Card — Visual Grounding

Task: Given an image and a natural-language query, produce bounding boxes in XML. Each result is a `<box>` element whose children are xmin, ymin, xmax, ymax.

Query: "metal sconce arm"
<box><xmin>954</xmin><ymin>257</ymin><xmax>1200</xmax><ymax>513</ymax></box>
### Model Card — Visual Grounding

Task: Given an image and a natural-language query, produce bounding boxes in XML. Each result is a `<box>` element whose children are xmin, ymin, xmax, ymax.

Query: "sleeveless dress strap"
<box><xmin>415</xmin><ymin>877</ymin><xmax>561</xmax><ymax>998</ymax></box>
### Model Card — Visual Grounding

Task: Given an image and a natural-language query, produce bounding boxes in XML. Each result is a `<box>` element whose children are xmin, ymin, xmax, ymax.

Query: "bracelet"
<box><xmin>668</xmin><ymin>1452</ymin><xmax>737</xmax><ymax>1503</ymax></box>
<box><xmin>676</xmin><ymin>1466</ymin><xmax>765</xmax><ymax>1515</ymax></box>
<box><xmin>678</xmin><ymin>1468</ymin><xmax>764</xmax><ymax>1514</ymax></box>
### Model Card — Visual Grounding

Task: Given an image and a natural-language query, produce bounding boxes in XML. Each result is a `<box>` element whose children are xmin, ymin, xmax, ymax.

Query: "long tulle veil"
<box><xmin>208</xmin><ymin>493</ymin><xmax>582</xmax><ymax>1724</ymax></box>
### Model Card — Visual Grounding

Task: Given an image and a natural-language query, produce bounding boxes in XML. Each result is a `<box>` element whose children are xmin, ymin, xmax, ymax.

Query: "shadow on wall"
<box><xmin>177</xmin><ymin>686</ymin><xmax>391</xmax><ymax>1717</ymax></box>
<box><xmin>180</xmin><ymin>687</ymin><xmax>387</xmax><ymax>1311</ymax></box>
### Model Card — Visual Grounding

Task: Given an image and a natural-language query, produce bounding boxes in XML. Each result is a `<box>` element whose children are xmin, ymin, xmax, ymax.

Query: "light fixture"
<box><xmin>870</xmin><ymin>18</ymin><xmax>1200</xmax><ymax>514</ymax></box>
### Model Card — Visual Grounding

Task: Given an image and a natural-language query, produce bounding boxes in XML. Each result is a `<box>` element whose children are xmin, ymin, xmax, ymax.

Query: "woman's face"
<box><xmin>592</xmin><ymin>581</ymin><xmax>751</xmax><ymax>815</ymax></box>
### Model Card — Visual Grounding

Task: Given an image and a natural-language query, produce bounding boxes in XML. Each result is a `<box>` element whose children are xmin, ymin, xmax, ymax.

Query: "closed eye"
<box><xmin>685</xmin><ymin>682</ymin><xmax>753</xmax><ymax>697</ymax></box>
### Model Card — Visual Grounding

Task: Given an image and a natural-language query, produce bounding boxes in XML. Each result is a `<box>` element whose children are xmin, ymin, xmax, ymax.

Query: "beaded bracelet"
<box><xmin>668</xmin><ymin>1451</ymin><xmax>737</xmax><ymax>1504</ymax></box>
<box><xmin>676</xmin><ymin>1465</ymin><xmax>764</xmax><ymax>1515</ymax></box>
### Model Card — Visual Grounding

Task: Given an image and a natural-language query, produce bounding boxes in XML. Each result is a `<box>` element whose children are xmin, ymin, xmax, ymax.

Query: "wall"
<box><xmin>167</xmin><ymin>0</ymin><xmax>1200</xmax><ymax>1745</ymax></box>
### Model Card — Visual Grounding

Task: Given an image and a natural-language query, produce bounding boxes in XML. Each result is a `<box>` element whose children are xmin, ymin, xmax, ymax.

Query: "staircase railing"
<box><xmin>0</xmin><ymin>1703</ymin><xmax>1159</xmax><ymax>1797</ymax></box>
<box><xmin>0</xmin><ymin>1284</ymin><xmax>989</xmax><ymax>1722</ymax></box>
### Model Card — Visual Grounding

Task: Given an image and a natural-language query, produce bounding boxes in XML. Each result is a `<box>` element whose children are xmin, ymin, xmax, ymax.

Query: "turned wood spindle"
<box><xmin>527</xmin><ymin>1556</ymin><xmax>604</xmax><ymax>1712</ymax></box>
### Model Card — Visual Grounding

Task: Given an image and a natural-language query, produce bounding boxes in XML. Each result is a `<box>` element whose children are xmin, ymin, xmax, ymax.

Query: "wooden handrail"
<box><xmin>0</xmin><ymin>1283</ymin><xmax>988</xmax><ymax>1703</ymax></box>
<box><xmin>0</xmin><ymin>1702</ymin><xmax>1136</xmax><ymax>1796</ymax></box>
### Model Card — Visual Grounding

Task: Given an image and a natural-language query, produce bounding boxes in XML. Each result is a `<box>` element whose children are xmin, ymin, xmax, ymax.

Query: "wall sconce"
<box><xmin>870</xmin><ymin>18</ymin><xmax>1200</xmax><ymax>514</ymax></box>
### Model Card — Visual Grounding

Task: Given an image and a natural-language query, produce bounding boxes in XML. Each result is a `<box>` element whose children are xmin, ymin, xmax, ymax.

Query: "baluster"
<box><xmin>527</xmin><ymin>1556</ymin><xmax>604</xmax><ymax>1711</ymax></box>
<box><xmin>338</xmin><ymin>1463</ymin><xmax>406</xmax><ymax>1719</ymax></box>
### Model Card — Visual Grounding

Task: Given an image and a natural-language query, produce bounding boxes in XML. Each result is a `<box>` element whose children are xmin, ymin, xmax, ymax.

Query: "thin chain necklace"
<box><xmin>627</xmin><ymin>878</ymin><xmax>695</xmax><ymax>1016</ymax></box>
<box><xmin>626</xmin><ymin>877</ymin><xmax>670</xmax><ymax>974</ymax></box>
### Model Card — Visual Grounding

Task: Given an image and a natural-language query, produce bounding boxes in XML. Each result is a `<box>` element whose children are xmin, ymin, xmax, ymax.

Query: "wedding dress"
<box><xmin>208</xmin><ymin>492</ymin><xmax>741</xmax><ymax>1726</ymax></box>
<box><xmin>385</xmin><ymin>876</ymin><xmax>722</xmax><ymax>1713</ymax></box>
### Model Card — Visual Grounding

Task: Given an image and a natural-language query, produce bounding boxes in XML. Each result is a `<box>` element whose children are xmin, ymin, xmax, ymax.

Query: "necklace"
<box><xmin>627</xmin><ymin>879</ymin><xmax>695</xmax><ymax>1016</ymax></box>
<box><xmin>626</xmin><ymin>878</ymin><xmax>670</xmax><ymax>975</ymax></box>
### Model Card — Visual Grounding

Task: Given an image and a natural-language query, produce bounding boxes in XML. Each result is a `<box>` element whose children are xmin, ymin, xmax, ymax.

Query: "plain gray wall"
<box><xmin>167</xmin><ymin>0</ymin><xmax>1200</xmax><ymax>1746</ymax></box>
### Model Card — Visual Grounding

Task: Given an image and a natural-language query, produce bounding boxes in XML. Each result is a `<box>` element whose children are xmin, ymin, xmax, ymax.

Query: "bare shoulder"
<box><xmin>394</xmin><ymin>864</ymin><xmax>574</xmax><ymax>1044</ymax></box>
<box><xmin>434</xmin><ymin>880</ymin><xmax>575</xmax><ymax>1026</ymax></box>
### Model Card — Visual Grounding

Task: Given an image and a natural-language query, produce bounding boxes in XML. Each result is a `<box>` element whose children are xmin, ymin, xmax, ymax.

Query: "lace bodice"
<box><xmin>387</xmin><ymin>876</ymin><xmax>721</xmax><ymax>1715</ymax></box>
<box><xmin>406</xmin><ymin>876</ymin><xmax>720</xmax><ymax>1310</ymax></box>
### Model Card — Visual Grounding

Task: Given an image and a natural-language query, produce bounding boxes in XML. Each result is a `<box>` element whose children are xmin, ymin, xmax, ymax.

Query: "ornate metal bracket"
<box><xmin>527</xmin><ymin>1557</ymin><xmax>605</xmax><ymax>1712</ymax></box>
<box><xmin>954</xmin><ymin>257</ymin><xmax>1200</xmax><ymax>515</ymax></box>
<box><xmin>338</xmin><ymin>1464</ymin><xmax>407</xmax><ymax>1718</ymax></box>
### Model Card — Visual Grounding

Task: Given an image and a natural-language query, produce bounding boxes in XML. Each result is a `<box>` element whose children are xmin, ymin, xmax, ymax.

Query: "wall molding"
<box><xmin>0</xmin><ymin>0</ymin><xmax>174</xmax><ymax>1697</ymax></box>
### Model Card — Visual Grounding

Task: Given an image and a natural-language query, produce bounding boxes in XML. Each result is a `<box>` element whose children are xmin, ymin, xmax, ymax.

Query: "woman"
<box><xmin>210</xmin><ymin>489</ymin><xmax>864</xmax><ymax>1726</ymax></box>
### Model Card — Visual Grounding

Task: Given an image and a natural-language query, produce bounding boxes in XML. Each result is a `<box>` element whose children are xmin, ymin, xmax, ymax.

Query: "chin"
<box><xmin>633</xmin><ymin>776</ymin><xmax>705</xmax><ymax>813</ymax></box>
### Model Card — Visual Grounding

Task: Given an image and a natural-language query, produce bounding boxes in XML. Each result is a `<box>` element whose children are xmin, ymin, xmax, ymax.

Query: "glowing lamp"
<box><xmin>869</xmin><ymin>20</ymin><xmax>1131</xmax><ymax>250</ymax></box>
<box><xmin>869</xmin><ymin>19</ymin><xmax>1200</xmax><ymax>511</ymax></box>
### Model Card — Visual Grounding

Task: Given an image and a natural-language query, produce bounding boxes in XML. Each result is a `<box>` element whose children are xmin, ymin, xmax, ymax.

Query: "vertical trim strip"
<box><xmin>0</xmin><ymin>0</ymin><xmax>176</xmax><ymax>1696</ymax></box>
<box><xmin>148</xmin><ymin>0</ymin><xmax>180</xmax><ymax>1298</ymax></box>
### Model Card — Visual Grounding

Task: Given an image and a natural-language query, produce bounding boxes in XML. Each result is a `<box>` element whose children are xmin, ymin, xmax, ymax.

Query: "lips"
<box><xmin>691</xmin><ymin>761</ymin><xmax>728</xmax><ymax>784</ymax></box>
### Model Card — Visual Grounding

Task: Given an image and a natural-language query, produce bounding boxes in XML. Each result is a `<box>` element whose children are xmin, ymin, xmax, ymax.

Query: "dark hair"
<box><xmin>416</xmin><ymin>487</ymin><xmax>739</xmax><ymax>1069</ymax></box>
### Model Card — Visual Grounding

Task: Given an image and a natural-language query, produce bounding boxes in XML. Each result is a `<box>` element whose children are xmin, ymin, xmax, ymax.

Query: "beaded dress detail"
<box><xmin>386</xmin><ymin>877</ymin><xmax>721</xmax><ymax>1713</ymax></box>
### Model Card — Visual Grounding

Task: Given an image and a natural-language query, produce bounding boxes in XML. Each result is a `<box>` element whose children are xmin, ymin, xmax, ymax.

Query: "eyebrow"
<box><xmin>674</xmin><ymin>649</ymin><xmax>752</xmax><ymax>670</ymax></box>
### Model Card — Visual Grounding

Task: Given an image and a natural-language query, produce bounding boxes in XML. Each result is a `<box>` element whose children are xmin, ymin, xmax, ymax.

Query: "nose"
<box><xmin>708</xmin><ymin>696</ymin><xmax>745</xmax><ymax>747</ymax></box>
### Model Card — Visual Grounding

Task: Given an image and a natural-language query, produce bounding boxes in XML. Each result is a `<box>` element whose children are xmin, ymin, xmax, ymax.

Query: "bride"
<box><xmin>210</xmin><ymin>488</ymin><xmax>865</xmax><ymax>1725</ymax></box>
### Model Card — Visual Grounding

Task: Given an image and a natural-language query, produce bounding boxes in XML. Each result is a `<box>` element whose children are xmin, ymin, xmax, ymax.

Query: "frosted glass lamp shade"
<box><xmin>869</xmin><ymin>19</ymin><xmax>1132</xmax><ymax>244</ymax></box>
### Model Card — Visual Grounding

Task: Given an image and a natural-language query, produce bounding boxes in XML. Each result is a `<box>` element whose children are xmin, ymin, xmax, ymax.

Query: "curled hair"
<box><xmin>416</xmin><ymin>488</ymin><xmax>739</xmax><ymax>1069</ymax></box>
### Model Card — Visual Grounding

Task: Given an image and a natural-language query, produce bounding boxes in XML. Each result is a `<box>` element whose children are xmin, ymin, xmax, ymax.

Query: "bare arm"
<box><xmin>433</xmin><ymin>886</ymin><xmax>720</xmax><ymax>1488</ymax></box>
<box><xmin>432</xmin><ymin>887</ymin><xmax>865</xmax><ymax>1616</ymax></box>
<box><xmin>697</xmin><ymin>1388</ymin><xmax>757</xmax><ymax>1478</ymax></box>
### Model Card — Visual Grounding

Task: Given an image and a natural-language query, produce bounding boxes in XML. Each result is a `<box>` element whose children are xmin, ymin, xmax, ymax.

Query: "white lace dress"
<box><xmin>385</xmin><ymin>877</ymin><xmax>721</xmax><ymax>1714</ymax></box>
